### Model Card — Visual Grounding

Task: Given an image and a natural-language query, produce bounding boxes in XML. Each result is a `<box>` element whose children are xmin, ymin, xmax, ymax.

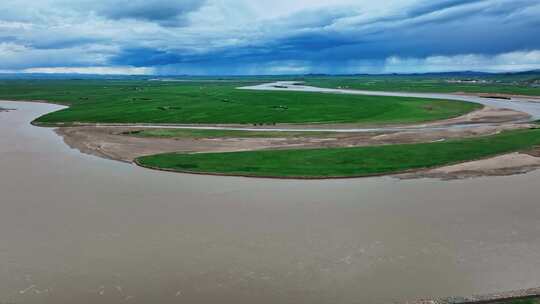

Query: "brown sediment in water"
<box><xmin>4</xmin><ymin>100</ymin><xmax>540</xmax><ymax>304</ymax></box>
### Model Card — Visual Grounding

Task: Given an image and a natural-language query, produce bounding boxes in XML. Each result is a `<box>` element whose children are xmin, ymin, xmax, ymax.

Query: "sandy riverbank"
<box><xmin>399</xmin><ymin>150</ymin><xmax>540</xmax><ymax>180</ymax></box>
<box><xmin>55</xmin><ymin>126</ymin><xmax>337</xmax><ymax>162</ymax></box>
<box><xmin>53</xmin><ymin>120</ymin><xmax>539</xmax><ymax>180</ymax></box>
<box><xmin>453</xmin><ymin>91</ymin><xmax>540</xmax><ymax>101</ymax></box>
<box><xmin>4</xmin><ymin>83</ymin><xmax>540</xmax><ymax>180</ymax></box>
<box><xmin>50</xmin><ymin>106</ymin><xmax>531</xmax><ymax>159</ymax></box>
<box><xmin>55</xmin><ymin>122</ymin><xmax>533</xmax><ymax>162</ymax></box>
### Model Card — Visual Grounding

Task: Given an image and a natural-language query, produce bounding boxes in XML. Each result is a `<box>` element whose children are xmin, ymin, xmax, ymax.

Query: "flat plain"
<box><xmin>1</xmin><ymin>74</ymin><xmax>539</xmax><ymax>178</ymax></box>
<box><xmin>0</xmin><ymin>80</ymin><xmax>479</xmax><ymax>125</ymax></box>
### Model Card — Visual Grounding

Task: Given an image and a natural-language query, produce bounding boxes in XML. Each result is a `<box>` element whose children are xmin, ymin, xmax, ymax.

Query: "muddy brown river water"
<box><xmin>1</xmin><ymin>101</ymin><xmax>540</xmax><ymax>304</ymax></box>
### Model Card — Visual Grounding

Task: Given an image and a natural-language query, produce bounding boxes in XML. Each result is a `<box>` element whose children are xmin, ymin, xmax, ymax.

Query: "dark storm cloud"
<box><xmin>1</xmin><ymin>0</ymin><xmax>539</xmax><ymax>74</ymax></box>
<box><xmin>110</xmin><ymin>48</ymin><xmax>186</xmax><ymax>66</ymax></box>
<box><xmin>87</xmin><ymin>0</ymin><xmax>206</xmax><ymax>25</ymax></box>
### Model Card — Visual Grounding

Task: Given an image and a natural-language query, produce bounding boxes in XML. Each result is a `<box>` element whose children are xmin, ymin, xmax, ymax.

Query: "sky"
<box><xmin>0</xmin><ymin>0</ymin><xmax>539</xmax><ymax>75</ymax></box>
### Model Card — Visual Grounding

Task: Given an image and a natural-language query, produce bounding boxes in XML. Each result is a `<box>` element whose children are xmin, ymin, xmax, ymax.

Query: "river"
<box><xmin>241</xmin><ymin>82</ymin><xmax>540</xmax><ymax>120</ymax></box>
<box><xmin>1</xmin><ymin>100</ymin><xmax>540</xmax><ymax>304</ymax></box>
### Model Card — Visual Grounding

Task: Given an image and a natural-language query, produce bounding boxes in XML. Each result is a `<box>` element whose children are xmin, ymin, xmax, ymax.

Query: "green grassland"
<box><xmin>303</xmin><ymin>75</ymin><xmax>540</xmax><ymax>96</ymax></box>
<box><xmin>0</xmin><ymin>80</ymin><xmax>479</xmax><ymax>125</ymax></box>
<box><xmin>2</xmin><ymin>78</ymin><xmax>540</xmax><ymax>178</ymax></box>
<box><xmin>124</xmin><ymin>128</ymin><xmax>336</xmax><ymax>138</ymax></box>
<box><xmin>137</xmin><ymin>128</ymin><xmax>540</xmax><ymax>178</ymax></box>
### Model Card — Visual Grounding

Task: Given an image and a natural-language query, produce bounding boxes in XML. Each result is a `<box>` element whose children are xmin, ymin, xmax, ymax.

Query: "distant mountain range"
<box><xmin>304</xmin><ymin>70</ymin><xmax>540</xmax><ymax>77</ymax></box>
<box><xmin>0</xmin><ymin>70</ymin><xmax>539</xmax><ymax>80</ymax></box>
<box><xmin>0</xmin><ymin>73</ymin><xmax>150</xmax><ymax>80</ymax></box>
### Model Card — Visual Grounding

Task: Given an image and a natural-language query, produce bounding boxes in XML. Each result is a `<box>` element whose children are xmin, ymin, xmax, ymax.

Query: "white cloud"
<box><xmin>0</xmin><ymin>42</ymin><xmax>117</xmax><ymax>69</ymax></box>
<box><xmin>256</xmin><ymin>61</ymin><xmax>311</xmax><ymax>75</ymax></box>
<box><xmin>0</xmin><ymin>0</ymin><xmax>539</xmax><ymax>74</ymax></box>
<box><xmin>23</xmin><ymin>66</ymin><xmax>154</xmax><ymax>75</ymax></box>
<box><xmin>0</xmin><ymin>42</ymin><xmax>28</xmax><ymax>54</ymax></box>
<box><xmin>382</xmin><ymin>50</ymin><xmax>540</xmax><ymax>73</ymax></box>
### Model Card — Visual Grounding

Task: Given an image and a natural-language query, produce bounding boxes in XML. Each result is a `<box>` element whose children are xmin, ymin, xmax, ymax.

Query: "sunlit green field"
<box><xmin>304</xmin><ymin>74</ymin><xmax>540</xmax><ymax>96</ymax></box>
<box><xmin>137</xmin><ymin>128</ymin><xmax>540</xmax><ymax>178</ymax></box>
<box><xmin>2</xmin><ymin>77</ymin><xmax>540</xmax><ymax>178</ymax></box>
<box><xmin>0</xmin><ymin>80</ymin><xmax>479</xmax><ymax>125</ymax></box>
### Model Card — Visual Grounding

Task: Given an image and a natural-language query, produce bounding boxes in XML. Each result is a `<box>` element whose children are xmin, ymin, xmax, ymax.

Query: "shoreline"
<box><xmin>51</xmin><ymin>117</ymin><xmax>540</xmax><ymax>180</ymax></box>
<box><xmin>3</xmin><ymin>83</ymin><xmax>540</xmax><ymax>180</ymax></box>
<box><xmin>29</xmin><ymin>105</ymin><xmax>531</xmax><ymax>132</ymax></box>
<box><xmin>133</xmin><ymin>143</ymin><xmax>540</xmax><ymax>180</ymax></box>
<box><xmin>2</xmin><ymin>98</ymin><xmax>540</xmax><ymax>302</ymax></box>
<box><xmin>52</xmin><ymin>110</ymin><xmax>540</xmax><ymax>180</ymax></box>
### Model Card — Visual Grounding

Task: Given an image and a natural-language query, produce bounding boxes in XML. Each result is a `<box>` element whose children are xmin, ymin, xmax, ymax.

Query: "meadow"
<box><xmin>137</xmin><ymin>128</ymin><xmax>540</xmax><ymax>178</ymax></box>
<box><xmin>0</xmin><ymin>79</ymin><xmax>479</xmax><ymax>125</ymax></box>
<box><xmin>2</xmin><ymin>77</ymin><xmax>540</xmax><ymax>178</ymax></box>
<box><xmin>303</xmin><ymin>74</ymin><xmax>540</xmax><ymax>96</ymax></box>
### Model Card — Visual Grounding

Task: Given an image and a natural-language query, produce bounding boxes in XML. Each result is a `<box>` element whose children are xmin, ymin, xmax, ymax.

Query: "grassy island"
<box><xmin>137</xmin><ymin>128</ymin><xmax>540</xmax><ymax>178</ymax></box>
